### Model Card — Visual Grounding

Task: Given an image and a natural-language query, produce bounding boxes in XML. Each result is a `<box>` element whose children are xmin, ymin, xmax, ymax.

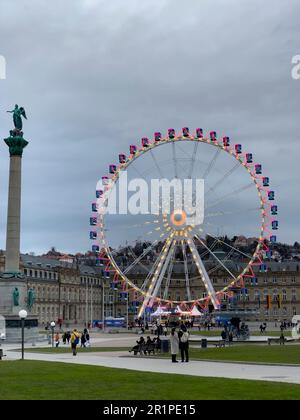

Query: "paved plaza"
<box><xmin>2</xmin><ymin>332</ymin><xmax>300</xmax><ymax>386</ymax></box>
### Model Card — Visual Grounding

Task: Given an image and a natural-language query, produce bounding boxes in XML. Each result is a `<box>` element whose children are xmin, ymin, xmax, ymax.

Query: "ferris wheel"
<box><xmin>90</xmin><ymin>127</ymin><xmax>278</xmax><ymax>317</ymax></box>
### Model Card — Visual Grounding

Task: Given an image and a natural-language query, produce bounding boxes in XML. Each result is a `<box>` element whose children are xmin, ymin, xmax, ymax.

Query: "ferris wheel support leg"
<box><xmin>163</xmin><ymin>244</ymin><xmax>176</xmax><ymax>300</ymax></box>
<box><xmin>187</xmin><ymin>238</ymin><xmax>220</xmax><ymax>309</ymax></box>
<box><xmin>182</xmin><ymin>241</ymin><xmax>191</xmax><ymax>301</ymax></box>
<box><xmin>138</xmin><ymin>239</ymin><xmax>175</xmax><ymax>318</ymax></box>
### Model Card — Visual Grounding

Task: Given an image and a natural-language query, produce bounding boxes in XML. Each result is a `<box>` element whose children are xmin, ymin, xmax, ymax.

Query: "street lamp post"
<box><xmin>126</xmin><ymin>290</ymin><xmax>129</xmax><ymax>330</ymax></box>
<box><xmin>102</xmin><ymin>283</ymin><xmax>105</xmax><ymax>333</ymax></box>
<box><xmin>19</xmin><ymin>310</ymin><xmax>28</xmax><ymax>360</ymax></box>
<box><xmin>90</xmin><ymin>283</ymin><xmax>93</xmax><ymax>328</ymax></box>
<box><xmin>50</xmin><ymin>321</ymin><xmax>55</xmax><ymax>348</ymax></box>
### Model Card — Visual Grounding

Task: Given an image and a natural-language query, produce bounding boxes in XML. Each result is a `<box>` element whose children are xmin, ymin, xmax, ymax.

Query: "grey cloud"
<box><xmin>0</xmin><ymin>0</ymin><xmax>299</xmax><ymax>254</ymax></box>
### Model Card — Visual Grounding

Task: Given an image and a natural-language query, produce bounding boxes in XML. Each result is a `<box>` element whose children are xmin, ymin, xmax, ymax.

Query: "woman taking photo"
<box><xmin>170</xmin><ymin>328</ymin><xmax>179</xmax><ymax>363</ymax></box>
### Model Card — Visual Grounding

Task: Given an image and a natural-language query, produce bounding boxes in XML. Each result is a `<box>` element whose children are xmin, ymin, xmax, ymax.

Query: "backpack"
<box><xmin>74</xmin><ymin>335</ymin><xmax>79</xmax><ymax>345</ymax></box>
<box><xmin>181</xmin><ymin>332</ymin><xmax>189</xmax><ymax>343</ymax></box>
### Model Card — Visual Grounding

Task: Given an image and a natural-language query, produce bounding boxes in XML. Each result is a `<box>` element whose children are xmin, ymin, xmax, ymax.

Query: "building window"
<box><xmin>291</xmin><ymin>289</ymin><xmax>297</xmax><ymax>302</ymax></box>
<box><xmin>254</xmin><ymin>290</ymin><xmax>260</xmax><ymax>302</ymax></box>
<box><xmin>282</xmin><ymin>289</ymin><xmax>287</xmax><ymax>301</ymax></box>
<box><xmin>272</xmin><ymin>289</ymin><xmax>278</xmax><ymax>302</ymax></box>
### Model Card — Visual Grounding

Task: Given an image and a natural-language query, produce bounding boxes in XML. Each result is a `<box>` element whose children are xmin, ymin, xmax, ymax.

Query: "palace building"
<box><xmin>0</xmin><ymin>250</ymin><xmax>299</xmax><ymax>324</ymax></box>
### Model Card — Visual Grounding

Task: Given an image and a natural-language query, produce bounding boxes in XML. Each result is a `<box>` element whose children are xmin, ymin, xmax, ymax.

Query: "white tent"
<box><xmin>150</xmin><ymin>306</ymin><xmax>170</xmax><ymax>317</ymax></box>
<box><xmin>190</xmin><ymin>306</ymin><xmax>203</xmax><ymax>317</ymax></box>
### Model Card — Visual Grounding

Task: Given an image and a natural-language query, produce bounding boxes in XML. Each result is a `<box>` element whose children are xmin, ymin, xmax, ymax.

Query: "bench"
<box><xmin>213</xmin><ymin>340</ymin><xmax>226</xmax><ymax>348</ymax></box>
<box><xmin>268</xmin><ymin>337</ymin><xmax>286</xmax><ymax>345</ymax></box>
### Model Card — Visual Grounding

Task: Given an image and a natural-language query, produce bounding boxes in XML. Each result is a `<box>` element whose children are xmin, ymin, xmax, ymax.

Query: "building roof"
<box><xmin>20</xmin><ymin>254</ymin><xmax>99</xmax><ymax>276</ymax></box>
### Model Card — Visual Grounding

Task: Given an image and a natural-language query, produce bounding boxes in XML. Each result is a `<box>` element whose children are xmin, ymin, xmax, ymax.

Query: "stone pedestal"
<box><xmin>0</xmin><ymin>276</ymin><xmax>39</xmax><ymax>343</ymax></box>
<box><xmin>4</xmin><ymin>315</ymin><xmax>39</xmax><ymax>343</ymax></box>
<box><xmin>0</xmin><ymin>277</ymin><xmax>27</xmax><ymax>314</ymax></box>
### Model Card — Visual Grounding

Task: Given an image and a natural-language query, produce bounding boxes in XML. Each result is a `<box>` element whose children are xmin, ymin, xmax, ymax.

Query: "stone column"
<box><xmin>3</xmin><ymin>133</ymin><xmax>28</xmax><ymax>274</ymax></box>
<box><xmin>5</xmin><ymin>154</ymin><xmax>23</xmax><ymax>272</ymax></box>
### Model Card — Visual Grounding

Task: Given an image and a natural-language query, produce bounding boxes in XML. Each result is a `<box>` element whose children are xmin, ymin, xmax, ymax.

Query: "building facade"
<box><xmin>0</xmin><ymin>251</ymin><xmax>299</xmax><ymax>324</ymax></box>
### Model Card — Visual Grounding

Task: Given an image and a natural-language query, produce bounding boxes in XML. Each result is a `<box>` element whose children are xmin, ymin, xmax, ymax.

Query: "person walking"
<box><xmin>170</xmin><ymin>328</ymin><xmax>179</xmax><ymax>363</ymax></box>
<box><xmin>228</xmin><ymin>330</ymin><xmax>233</xmax><ymax>346</ymax></box>
<box><xmin>55</xmin><ymin>332</ymin><xmax>60</xmax><ymax>348</ymax></box>
<box><xmin>178</xmin><ymin>326</ymin><xmax>189</xmax><ymax>362</ymax></box>
<box><xmin>221</xmin><ymin>330</ymin><xmax>227</xmax><ymax>347</ymax></box>
<box><xmin>85</xmin><ymin>331</ymin><xmax>90</xmax><ymax>347</ymax></box>
<box><xmin>80</xmin><ymin>332</ymin><xmax>86</xmax><ymax>348</ymax></box>
<box><xmin>71</xmin><ymin>329</ymin><xmax>80</xmax><ymax>356</ymax></box>
<box><xmin>163</xmin><ymin>325</ymin><xmax>168</xmax><ymax>337</ymax></box>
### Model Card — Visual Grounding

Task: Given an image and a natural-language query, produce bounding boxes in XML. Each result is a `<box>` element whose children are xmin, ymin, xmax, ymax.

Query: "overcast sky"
<box><xmin>0</xmin><ymin>0</ymin><xmax>299</xmax><ymax>255</ymax></box>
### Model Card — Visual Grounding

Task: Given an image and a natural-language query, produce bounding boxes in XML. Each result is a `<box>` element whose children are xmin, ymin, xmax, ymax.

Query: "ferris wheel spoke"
<box><xmin>182</xmin><ymin>241</ymin><xmax>191</xmax><ymax>301</ymax></box>
<box><xmin>199</xmin><ymin>239</ymin><xmax>219</xmax><ymax>259</ymax></box>
<box><xmin>118</xmin><ymin>219</ymin><xmax>160</xmax><ymax>230</ymax></box>
<box><xmin>207</xmin><ymin>248</ymin><xmax>235</xmax><ymax>275</ymax></box>
<box><xmin>189</xmin><ymin>235</ymin><xmax>220</xmax><ymax>260</ymax></box>
<box><xmin>131</xmin><ymin>165</ymin><xmax>145</xmax><ymax>179</ymax></box>
<box><xmin>205</xmin><ymin>232</ymin><xmax>253</xmax><ymax>260</ymax></box>
<box><xmin>205</xmin><ymin>182</ymin><xmax>254</xmax><ymax>210</ymax></box>
<box><xmin>186</xmin><ymin>236</ymin><xmax>220</xmax><ymax>308</ymax></box>
<box><xmin>138</xmin><ymin>236</ymin><xmax>175</xmax><ymax>317</ymax></box>
<box><xmin>150</xmin><ymin>150</ymin><xmax>164</xmax><ymax>179</ymax></box>
<box><xmin>172</xmin><ymin>142</ymin><xmax>178</xmax><ymax>179</ymax></box>
<box><xmin>205</xmin><ymin>206</ymin><xmax>261</xmax><ymax>219</ymax></box>
<box><xmin>202</xmin><ymin>148</ymin><xmax>221</xmax><ymax>180</ymax></box>
<box><xmin>195</xmin><ymin>220</ymin><xmax>229</xmax><ymax>239</ymax></box>
<box><xmin>124</xmin><ymin>240</ymin><xmax>161</xmax><ymax>275</ymax></box>
<box><xmin>194</xmin><ymin>234</ymin><xmax>237</xmax><ymax>281</ymax></box>
<box><xmin>176</xmin><ymin>142</ymin><xmax>192</xmax><ymax>159</ymax></box>
<box><xmin>206</xmin><ymin>162</ymin><xmax>240</xmax><ymax>197</ymax></box>
<box><xmin>188</xmin><ymin>142</ymin><xmax>199</xmax><ymax>179</ymax></box>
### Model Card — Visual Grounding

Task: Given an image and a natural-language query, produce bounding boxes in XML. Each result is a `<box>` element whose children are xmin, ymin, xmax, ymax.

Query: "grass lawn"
<box><xmin>21</xmin><ymin>344</ymin><xmax>300</xmax><ymax>365</ymax></box>
<box><xmin>0</xmin><ymin>360</ymin><xmax>299</xmax><ymax>400</ymax></box>
<box><xmin>190</xmin><ymin>330</ymin><xmax>292</xmax><ymax>337</ymax></box>
<box><xmin>21</xmin><ymin>346</ymin><xmax>128</xmax><ymax>354</ymax></box>
<box><xmin>171</xmin><ymin>345</ymin><xmax>300</xmax><ymax>365</ymax></box>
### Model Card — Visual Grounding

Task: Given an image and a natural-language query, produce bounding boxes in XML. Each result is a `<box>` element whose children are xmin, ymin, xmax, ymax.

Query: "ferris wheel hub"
<box><xmin>170</xmin><ymin>209</ymin><xmax>187</xmax><ymax>227</ymax></box>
